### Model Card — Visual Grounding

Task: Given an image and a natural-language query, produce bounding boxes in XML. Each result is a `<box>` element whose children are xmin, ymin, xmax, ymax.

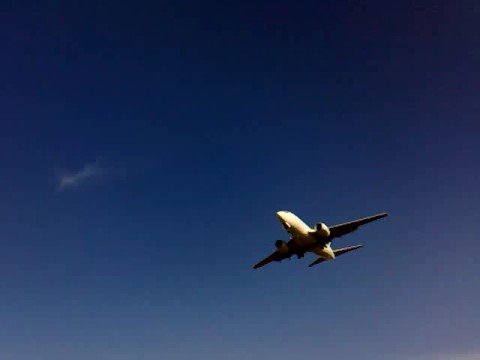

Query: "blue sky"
<box><xmin>1</xmin><ymin>1</ymin><xmax>479</xmax><ymax>359</ymax></box>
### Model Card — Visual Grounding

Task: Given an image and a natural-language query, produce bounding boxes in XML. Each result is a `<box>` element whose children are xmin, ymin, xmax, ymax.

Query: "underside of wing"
<box><xmin>329</xmin><ymin>212</ymin><xmax>387</xmax><ymax>239</ymax></box>
<box><xmin>308</xmin><ymin>244</ymin><xmax>363</xmax><ymax>267</ymax></box>
<box><xmin>253</xmin><ymin>238</ymin><xmax>307</xmax><ymax>269</ymax></box>
<box><xmin>253</xmin><ymin>249</ymin><xmax>292</xmax><ymax>269</ymax></box>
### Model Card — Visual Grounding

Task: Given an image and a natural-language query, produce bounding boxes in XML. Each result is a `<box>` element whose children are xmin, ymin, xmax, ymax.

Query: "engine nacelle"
<box><xmin>314</xmin><ymin>222</ymin><xmax>331</xmax><ymax>237</ymax></box>
<box><xmin>275</xmin><ymin>240</ymin><xmax>289</xmax><ymax>254</ymax></box>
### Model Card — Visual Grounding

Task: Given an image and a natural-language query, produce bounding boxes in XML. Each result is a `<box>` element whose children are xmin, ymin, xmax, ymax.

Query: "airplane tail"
<box><xmin>308</xmin><ymin>244</ymin><xmax>363</xmax><ymax>267</ymax></box>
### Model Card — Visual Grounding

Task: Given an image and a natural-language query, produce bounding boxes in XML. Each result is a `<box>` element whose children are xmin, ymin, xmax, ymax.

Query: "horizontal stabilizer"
<box><xmin>308</xmin><ymin>244</ymin><xmax>363</xmax><ymax>267</ymax></box>
<box><xmin>308</xmin><ymin>257</ymin><xmax>327</xmax><ymax>267</ymax></box>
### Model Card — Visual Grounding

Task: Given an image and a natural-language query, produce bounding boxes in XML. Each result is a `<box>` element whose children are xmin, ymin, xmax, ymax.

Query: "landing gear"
<box><xmin>296</xmin><ymin>251</ymin><xmax>305</xmax><ymax>259</ymax></box>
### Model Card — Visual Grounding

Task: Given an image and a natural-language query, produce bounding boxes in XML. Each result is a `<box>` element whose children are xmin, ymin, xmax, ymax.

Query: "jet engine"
<box><xmin>275</xmin><ymin>240</ymin><xmax>289</xmax><ymax>254</ymax></box>
<box><xmin>315</xmin><ymin>222</ymin><xmax>331</xmax><ymax>237</ymax></box>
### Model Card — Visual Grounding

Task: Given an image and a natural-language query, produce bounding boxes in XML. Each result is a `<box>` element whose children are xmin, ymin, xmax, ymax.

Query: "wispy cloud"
<box><xmin>408</xmin><ymin>351</ymin><xmax>480</xmax><ymax>360</ymax></box>
<box><xmin>57</xmin><ymin>160</ymin><xmax>107</xmax><ymax>191</ymax></box>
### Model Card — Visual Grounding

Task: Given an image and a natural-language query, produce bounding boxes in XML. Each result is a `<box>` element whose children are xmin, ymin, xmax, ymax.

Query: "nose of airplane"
<box><xmin>276</xmin><ymin>211</ymin><xmax>286</xmax><ymax>220</ymax></box>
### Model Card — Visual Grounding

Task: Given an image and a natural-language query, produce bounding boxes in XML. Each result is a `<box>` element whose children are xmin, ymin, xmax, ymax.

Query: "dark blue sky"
<box><xmin>1</xmin><ymin>1</ymin><xmax>479</xmax><ymax>359</ymax></box>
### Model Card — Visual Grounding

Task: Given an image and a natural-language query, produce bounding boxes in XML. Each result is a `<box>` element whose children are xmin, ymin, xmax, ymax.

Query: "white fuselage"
<box><xmin>276</xmin><ymin>211</ymin><xmax>335</xmax><ymax>259</ymax></box>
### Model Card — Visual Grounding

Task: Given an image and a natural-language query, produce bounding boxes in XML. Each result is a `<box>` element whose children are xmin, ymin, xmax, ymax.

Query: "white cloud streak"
<box><xmin>58</xmin><ymin>161</ymin><xmax>106</xmax><ymax>190</ymax></box>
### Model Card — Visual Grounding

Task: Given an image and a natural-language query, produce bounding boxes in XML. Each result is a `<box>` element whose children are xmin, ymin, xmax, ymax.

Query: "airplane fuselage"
<box><xmin>276</xmin><ymin>211</ymin><xmax>335</xmax><ymax>260</ymax></box>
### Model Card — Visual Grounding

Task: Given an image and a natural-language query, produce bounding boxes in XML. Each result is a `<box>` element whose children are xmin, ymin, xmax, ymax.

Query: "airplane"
<box><xmin>253</xmin><ymin>211</ymin><xmax>388</xmax><ymax>269</ymax></box>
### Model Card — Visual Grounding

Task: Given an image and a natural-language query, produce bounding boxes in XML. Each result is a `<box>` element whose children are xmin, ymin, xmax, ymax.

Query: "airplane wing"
<box><xmin>308</xmin><ymin>244</ymin><xmax>363</xmax><ymax>267</ymax></box>
<box><xmin>253</xmin><ymin>238</ymin><xmax>308</xmax><ymax>269</ymax></box>
<box><xmin>328</xmin><ymin>212</ymin><xmax>387</xmax><ymax>240</ymax></box>
<box><xmin>253</xmin><ymin>249</ymin><xmax>293</xmax><ymax>269</ymax></box>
